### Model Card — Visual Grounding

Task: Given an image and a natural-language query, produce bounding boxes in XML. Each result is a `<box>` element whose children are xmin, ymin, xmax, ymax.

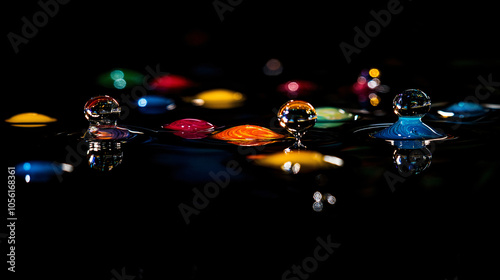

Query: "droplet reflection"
<box><xmin>87</xmin><ymin>140</ymin><xmax>124</xmax><ymax>171</ymax></box>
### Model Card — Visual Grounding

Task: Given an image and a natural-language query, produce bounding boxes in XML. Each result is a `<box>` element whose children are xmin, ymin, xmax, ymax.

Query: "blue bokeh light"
<box><xmin>23</xmin><ymin>162</ymin><xmax>31</xmax><ymax>171</ymax></box>
<box><xmin>138</xmin><ymin>98</ymin><xmax>148</xmax><ymax>107</ymax></box>
<box><xmin>137</xmin><ymin>96</ymin><xmax>176</xmax><ymax>114</ymax></box>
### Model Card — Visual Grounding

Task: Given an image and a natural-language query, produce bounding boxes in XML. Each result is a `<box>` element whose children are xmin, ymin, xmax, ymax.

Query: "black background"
<box><xmin>4</xmin><ymin>0</ymin><xmax>500</xmax><ymax>121</ymax></box>
<box><xmin>3</xmin><ymin>1</ymin><xmax>500</xmax><ymax>280</ymax></box>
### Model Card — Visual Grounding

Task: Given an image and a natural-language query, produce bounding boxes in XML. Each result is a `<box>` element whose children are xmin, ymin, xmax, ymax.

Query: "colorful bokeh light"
<box><xmin>5</xmin><ymin>112</ymin><xmax>57</xmax><ymax>127</ymax></box>
<box><xmin>150</xmin><ymin>74</ymin><xmax>194</xmax><ymax>91</ymax></box>
<box><xmin>191</xmin><ymin>89</ymin><xmax>246</xmax><ymax>109</ymax></box>
<box><xmin>98</xmin><ymin>68</ymin><xmax>144</xmax><ymax>89</ymax></box>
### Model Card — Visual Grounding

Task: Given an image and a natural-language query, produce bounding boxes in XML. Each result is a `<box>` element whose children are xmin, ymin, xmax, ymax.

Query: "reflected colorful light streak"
<box><xmin>85</xmin><ymin>126</ymin><xmax>130</xmax><ymax>140</ymax></box>
<box><xmin>212</xmin><ymin>125</ymin><xmax>286</xmax><ymax>146</ymax></box>
<box><xmin>163</xmin><ymin>119</ymin><xmax>215</xmax><ymax>139</ymax></box>
<box><xmin>163</xmin><ymin>119</ymin><xmax>215</xmax><ymax>132</ymax></box>
<box><xmin>253</xmin><ymin>151</ymin><xmax>343</xmax><ymax>173</ymax></box>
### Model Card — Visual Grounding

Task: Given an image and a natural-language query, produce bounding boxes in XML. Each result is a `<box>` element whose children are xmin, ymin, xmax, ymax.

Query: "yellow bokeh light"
<box><xmin>5</xmin><ymin>112</ymin><xmax>57</xmax><ymax>126</ymax></box>
<box><xmin>193</xmin><ymin>89</ymin><xmax>246</xmax><ymax>109</ymax></box>
<box><xmin>12</xmin><ymin>124</ymin><xmax>47</xmax><ymax>127</ymax></box>
<box><xmin>254</xmin><ymin>151</ymin><xmax>343</xmax><ymax>173</ymax></box>
<box><xmin>369</xmin><ymin>94</ymin><xmax>381</xmax><ymax>106</ymax></box>
<box><xmin>369</xmin><ymin>68</ymin><xmax>380</xmax><ymax>78</ymax></box>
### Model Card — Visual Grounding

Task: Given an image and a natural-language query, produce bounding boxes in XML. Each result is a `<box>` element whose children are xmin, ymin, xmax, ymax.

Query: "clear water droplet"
<box><xmin>277</xmin><ymin>100</ymin><xmax>317</xmax><ymax>149</ymax></box>
<box><xmin>393</xmin><ymin>89</ymin><xmax>431</xmax><ymax>117</ymax></box>
<box><xmin>84</xmin><ymin>96</ymin><xmax>121</xmax><ymax>126</ymax></box>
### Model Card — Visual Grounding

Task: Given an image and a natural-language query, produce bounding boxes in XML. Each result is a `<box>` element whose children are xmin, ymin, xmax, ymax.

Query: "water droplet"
<box><xmin>277</xmin><ymin>100</ymin><xmax>317</xmax><ymax>149</ymax></box>
<box><xmin>393</xmin><ymin>89</ymin><xmax>431</xmax><ymax>117</ymax></box>
<box><xmin>84</xmin><ymin>96</ymin><xmax>121</xmax><ymax>126</ymax></box>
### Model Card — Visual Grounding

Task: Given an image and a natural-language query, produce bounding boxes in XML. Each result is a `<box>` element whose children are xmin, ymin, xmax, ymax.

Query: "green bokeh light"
<box><xmin>98</xmin><ymin>68</ymin><xmax>144</xmax><ymax>89</ymax></box>
<box><xmin>110</xmin><ymin>70</ymin><xmax>124</xmax><ymax>80</ymax></box>
<box><xmin>113</xmin><ymin>78</ymin><xmax>127</xmax><ymax>89</ymax></box>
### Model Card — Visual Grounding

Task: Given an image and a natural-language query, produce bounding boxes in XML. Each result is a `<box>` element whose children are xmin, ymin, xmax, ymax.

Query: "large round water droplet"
<box><xmin>278</xmin><ymin>100</ymin><xmax>317</xmax><ymax>134</ymax></box>
<box><xmin>393</xmin><ymin>89</ymin><xmax>431</xmax><ymax>117</ymax></box>
<box><xmin>277</xmin><ymin>100</ymin><xmax>317</xmax><ymax>149</ymax></box>
<box><xmin>84</xmin><ymin>96</ymin><xmax>121</xmax><ymax>126</ymax></box>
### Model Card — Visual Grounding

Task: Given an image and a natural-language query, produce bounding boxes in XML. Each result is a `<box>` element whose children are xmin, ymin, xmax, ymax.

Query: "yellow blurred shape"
<box><xmin>254</xmin><ymin>150</ymin><xmax>343</xmax><ymax>173</ymax></box>
<box><xmin>369</xmin><ymin>68</ymin><xmax>380</xmax><ymax>78</ymax></box>
<box><xmin>369</xmin><ymin>93</ymin><xmax>381</xmax><ymax>106</ymax></box>
<box><xmin>5</xmin><ymin>112</ymin><xmax>57</xmax><ymax>127</ymax></box>
<box><xmin>193</xmin><ymin>89</ymin><xmax>246</xmax><ymax>109</ymax></box>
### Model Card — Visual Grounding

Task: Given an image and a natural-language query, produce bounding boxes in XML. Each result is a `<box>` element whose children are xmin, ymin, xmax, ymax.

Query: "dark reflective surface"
<box><xmin>4</xmin><ymin>1</ymin><xmax>500</xmax><ymax>279</ymax></box>
<box><xmin>5</xmin><ymin>101</ymin><xmax>499</xmax><ymax>280</ymax></box>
